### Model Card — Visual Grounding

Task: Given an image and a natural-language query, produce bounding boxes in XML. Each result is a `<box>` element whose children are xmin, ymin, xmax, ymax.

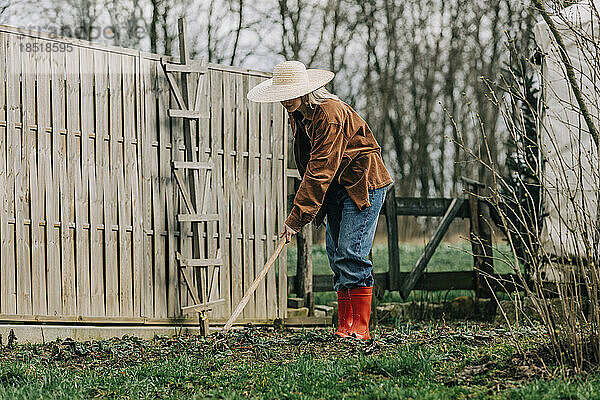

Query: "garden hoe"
<box><xmin>223</xmin><ymin>238</ymin><xmax>287</xmax><ymax>332</ymax></box>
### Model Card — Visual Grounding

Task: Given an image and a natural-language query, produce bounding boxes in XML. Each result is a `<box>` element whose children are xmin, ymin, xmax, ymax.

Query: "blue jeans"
<box><xmin>324</xmin><ymin>184</ymin><xmax>388</xmax><ymax>291</ymax></box>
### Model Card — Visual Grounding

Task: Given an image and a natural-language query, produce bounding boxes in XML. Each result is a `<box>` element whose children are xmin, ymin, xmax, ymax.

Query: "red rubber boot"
<box><xmin>334</xmin><ymin>289</ymin><xmax>353</xmax><ymax>338</ymax></box>
<box><xmin>348</xmin><ymin>286</ymin><xmax>373</xmax><ymax>340</ymax></box>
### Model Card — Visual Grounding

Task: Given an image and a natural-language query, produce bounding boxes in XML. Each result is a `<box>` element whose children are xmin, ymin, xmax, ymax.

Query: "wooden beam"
<box><xmin>460</xmin><ymin>176</ymin><xmax>485</xmax><ymax>188</ymax></box>
<box><xmin>177</xmin><ymin>213</ymin><xmax>219</xmax><ymax>222</ymax></box>
<box><xmin>180</xmin><ymin>266</ymin><xmax>202</xmax><ymax>305</ymax></box>
<box><xmin>181</xmin><ymin>298</ymin><xmax>226</xmax><ymax>312</ymax></box>
<box><xmin>0</xmin><ymin>314</ymin><xmax>277</xmax><ymax>326</ymax></box>
<box><xmin>282</xmin><ymin>316</ymin><xmax>331</xmax><ymax>326</ymax></box>
<box><xmin>168</xmin><ymin>109</ymin><xmax>210</xmax><ymax>119</ymax></box>
<box><xmin>384</xmin><ymin>186</ymin><xmax>400</xmax><ymax>291</ymax></box>
<box><xmin>287</xmin><ymin>272</ymin><xmax>524</xmax><ymax>293</ymax></box>
<box><xmin>172</xmin><ymin>169</ymin><xmax>196</xmax><ymax>214</ymax></box>
<box><xmin>474</xmin><ymin>200</ymin><xmax>495</xmax><ymax>298</ymax></box>
<box><xmin>462</xmin><ymin>177</ymin><xmax>495</xmax><ymax>299</ymax></box>
<box><xmin>386</xmin><ymin>197</ymin><xmax>470</xmax><ymax>218</ymax></box>
<box><xmin>176</xmin><ymin>252</ymin><xmax>223</xmax><ymax>267</ymax></box>
<box><xmin>287</xmin><ymin>169</ymin><xmax>301</xmax><ymax>179</ymax></box>
<box><xmin>172</xmin><ymin>161</ymin><xmax>212</xmax><ymax>170</ymax></box>
<box><xmin>164</xmin><ymin>62</ymin><xmax>208</xmax><ymax>74</ymax></box>
<box><xmin>163</xmin><ymin>70</ymin><xmax>187</xmax><ymax>110</ymax></box>
<box><xmin>400</xmin><ymin>198</ymin><xmax>464</xmax><ymax>300</ymax></box>
<box><xmin>288</xmin><ymin>272</ymin><xmax>389</xmax><ymax>293</ymax></box>
<box><xmin>193</xmin><ymin>66</ymin><xmax>208</xmax><ymax>111</ymax></box>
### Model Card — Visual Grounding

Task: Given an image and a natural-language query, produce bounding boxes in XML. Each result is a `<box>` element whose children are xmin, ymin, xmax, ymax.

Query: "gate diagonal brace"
<box><xmin>161</xmin><ymin>56</ymin><xmax>209</xmax><ymax>119</ymax></box>
<box><xmin>400</xmin><ymin>198</ymin><xmax>465</xmax><ymax>300</ymax></box>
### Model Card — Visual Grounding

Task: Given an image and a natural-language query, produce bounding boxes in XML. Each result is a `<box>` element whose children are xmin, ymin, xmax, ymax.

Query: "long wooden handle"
<box><xmin>223</xmin><ymin>239</ymin><xmax>287</xmax><ymax>332</ymax></box>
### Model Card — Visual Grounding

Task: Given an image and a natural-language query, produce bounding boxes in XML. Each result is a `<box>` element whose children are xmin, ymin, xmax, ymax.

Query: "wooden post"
<box><xmin>294</xmin><ymin>178</ymin><xmax>314</xmax><ymax>316</ymax></box>
<box><xmin>369</xmin><ymin>250</ymin><xmax>378</xmax><ymax>330</ymax></box>
<box><xmin>177</xmin><ymin>18</ymin><xmax>209</xmax><ymax>336</ymax></box>
<box><xmin>384</xmin><ymin>185</ymin><xmax>400</xmax><ymax>291</ymax></box>
<box><xmin>463</xmin><ymin>178</ymin><xmax>494</xmax><ymax>299</ymax></box>
<box><xmin>476</xmin><ymin>201</ymin><xmax>495</xmax><ymax>298</ymax></box>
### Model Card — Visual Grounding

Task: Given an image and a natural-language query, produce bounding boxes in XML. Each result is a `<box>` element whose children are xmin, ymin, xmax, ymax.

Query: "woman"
<box><xmin>247</xmin><ymin>60</ymin><xmax>392</xmax><ymax>340</ymax></box>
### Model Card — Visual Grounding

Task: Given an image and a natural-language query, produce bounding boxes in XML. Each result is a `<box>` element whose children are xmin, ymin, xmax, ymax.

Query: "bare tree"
<box><xmin>0</xmin><ymin>0</ymin><xmax>20</xmax><ymax>21</ymax></box>
<box><xmin>39</xmin><ymin>0</ymin><xmax>103</xmax><ymax>40</ymax></box>
<box><xmin>107</xmin><ymin>0</ymin><xmax>145</xmax><ymax>49</ymax></box>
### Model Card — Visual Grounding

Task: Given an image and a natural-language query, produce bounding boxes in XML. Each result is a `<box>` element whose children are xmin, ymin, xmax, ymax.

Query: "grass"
<box><xmin>287</xmin><ymin>242</ymin><xmax>517</xmax><ymax>305</ymax></box>
<box><xmin>0</xmin><ymin>323</ymin><xmax>597</xmax><ymax>399</ymax></box>
<box><xmin>287</xmin><ymin>242</ymin><xmax>515</xmax><ymax>276</ymax></box>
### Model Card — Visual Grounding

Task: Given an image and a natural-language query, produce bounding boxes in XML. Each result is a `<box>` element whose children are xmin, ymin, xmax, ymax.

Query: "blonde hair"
<box><xmin>301</xmin><ymin>86</ymin><xmax>339</xmax><ymax>109</ymax></box>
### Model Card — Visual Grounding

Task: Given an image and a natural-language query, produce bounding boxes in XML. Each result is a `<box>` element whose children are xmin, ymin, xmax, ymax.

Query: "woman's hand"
<box><xmin>280</xmin><ymin>224</ymin><xmax>297</xmax><ymax>243</ymax></box>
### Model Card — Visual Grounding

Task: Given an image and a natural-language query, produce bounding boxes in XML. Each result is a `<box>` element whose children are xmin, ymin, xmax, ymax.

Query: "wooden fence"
<box><xmin>0</xmin><ymin>24</ymin><xmax>288</xmax><ymax>326</ymax></box>
<box><xmin>288</xmin><ymin>181</ymin><xmax>522</xmax><ymax>301</ymax></box>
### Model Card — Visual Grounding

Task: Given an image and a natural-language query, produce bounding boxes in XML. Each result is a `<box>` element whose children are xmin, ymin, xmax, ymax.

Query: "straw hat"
<box><xmin>247</xmin><ymin>60</ymin><xmax>334</xmax><ymax>103</ymax></box>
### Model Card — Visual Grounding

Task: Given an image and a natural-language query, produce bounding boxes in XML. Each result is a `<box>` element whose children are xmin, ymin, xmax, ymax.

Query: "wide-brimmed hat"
<box><xmin>247</xmin><ymin>60</ymin><xmax>334</xmax><ymax>103</ymax></box>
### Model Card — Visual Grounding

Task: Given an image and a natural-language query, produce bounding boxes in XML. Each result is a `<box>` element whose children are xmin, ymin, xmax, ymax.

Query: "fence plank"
<box><xmin>154</xmin><ymin>63</ymin><xmax>170</xmax><ymax>319</ymax></box>
<box><xmin>10</xmin><ymin>34</ymin><xmax>29</xmax><ymax>315</ymax></box>
<box><xmin>221</xmin><ymin>72</ymin><xmax>234</xmax><ymax>317</ymax></box>
<box><xmin>262</xmin><ymin>101</ymin><xmax>276</xmax><ymax>318</ymax></box>
<box><xmin>159</xmin><ymin>66</ymin><xmax>179</xmax><ymax>318</ymax></box>
<box><xmin>28</xmin><ymin>37</ymin><xmax>49</xmax><ymax>315</ymax></box>
<box><xmin>99</xmin><ymin>51</ymin><xmax>119</xmax><ymax>317</ymax></box>
<box><xmin>10</xmin><ymin>34</ymin><xmax>30</xmax><ymax>315</ymax></box>
<box><xmin>22</xmin><ymin>36</ymin><xmax>39</xmax><ymax>315</ymax></box>
<box><xmin>242</xmin><ymin>76</ymin><xmax>257</xmax><ymax>319</ymax></box>
<box><xmin>208</xmin><ymin>70</ymin><xmax>223</xmax><ymax>318</ymax></box>
<box><xmin>89</xmin><ymin>49</ymin><xmax>106</xmax><ymax>317</ymax></box>
<box><xmin>48</xmin><ymin>41</ymin><xmax>67</xmax><ymax>316</ymax></box>
<box><xmin>253</xmin><ymin>78</ymin><xmax>267</xmax><ymax>319</ymax></box>
<box><xmin>132</xmin><ymin>55</ymin><xmax>145</xmax><ymax>317</ymax></box>
<box><xmin>230</xmin><ymin>73</ymin><xmax>244</xmax><ymax>312</ymax></box>
<box><xmin>248</xmin><ymin>75</ymin><xmax>262</xmax><ymax>318</ymax></box>
<box><xmin>108</xmin><ymin>53</ymin><xmax>124</xmax><ymax>317</ymax></box>
<box><xmin>75</xmin><ymin>46</ymin><xmax>91</xmax><ymax>317</ymax></box>
<box><xmin>109</xmin><ymin>53</ymin><xmax>126</xmax><ymax>316</ymax></box>
<box><xmin>140</xmin><ymin>58</ymin><xmax>155</xmax><ymax>318</ymax></box>
<box><xmin>35</xmin><ymin>38</ymin><xmax>54</xmax><ymax>316</ymax></box>
<box><xmin>278</xmin><ymin>109</ymin><xmax>288</xmax><ymax>319</ymax></box>
<box><xmin>268</xmin><ymin>102</ymin><xmax>283</xmax><ymax>318</ymax></box>
<box><xmin>80</xmin><ymin>46</ymin><xmax>102</xmax><ymax>317</ymax></box>
<box><xmin>0</xmin><ymin>33</ymin><xmax>9</xmax><ymax>315</ymax></box>
<box><xmin>196</xmin><ymin>65</ymin><xmax>210</xmax><ymax>317</ymax></box>
<box><xmin>123</xmin><ymin>55</ymin><xmax>141</xmax><ymax>317</ymax></box>
<box><xmin>109</xmin><ymin>53</ymin><xmax>133</xmax><ymax>317</ymax></box>
<box><xmin>64</xmin><ymin>46</ymin><xmax>81</xmax><ymax>316</ymax></box>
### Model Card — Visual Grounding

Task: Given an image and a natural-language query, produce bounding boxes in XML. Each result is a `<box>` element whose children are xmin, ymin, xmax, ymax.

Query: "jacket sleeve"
<box><xmin>285</xmin><ymin>119</ymin><xmax>347</xmax><ymax>232</ymax></box>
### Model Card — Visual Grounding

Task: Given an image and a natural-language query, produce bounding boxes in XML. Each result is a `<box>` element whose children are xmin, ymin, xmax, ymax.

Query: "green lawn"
<box><xmin>287</xmin><ymin>242</ymin><xmax>517</xmax><ymax>305</ymax></box>
<box><xmin>287</xmin><ymin>242</ymin><xmax>516</xmax><ymax>276</ymax></box>
<box><xmin>0</xmin><ymin>323</ymin><xmax>596</xmax><ymax>399</ymax></box>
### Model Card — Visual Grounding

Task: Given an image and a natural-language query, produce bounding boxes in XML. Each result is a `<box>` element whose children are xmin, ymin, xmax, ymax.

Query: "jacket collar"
<box><xmin>289</xmin><ymin>106</ymin><xmax>316</xmax><ymax>125</ymax></box>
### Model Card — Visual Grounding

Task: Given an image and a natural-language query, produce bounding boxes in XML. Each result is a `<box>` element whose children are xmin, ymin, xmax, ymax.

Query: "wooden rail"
<box><xmin>287</xmin><ymin>272</ymin><xmax>522</xmax><ymax>295</ymax></box>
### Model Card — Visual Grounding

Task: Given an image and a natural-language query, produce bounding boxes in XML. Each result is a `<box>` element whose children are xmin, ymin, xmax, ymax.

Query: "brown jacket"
<box><xmin>285</xmin><ymin>98</ymin><xmax>393</xmax><ymax>232</ymax></box>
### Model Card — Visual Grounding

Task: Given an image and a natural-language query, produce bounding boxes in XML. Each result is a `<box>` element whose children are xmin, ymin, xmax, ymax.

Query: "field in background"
<box><xmin>286</xmin><ymin>242</ymin><xmax>515</xmax><ymax>304</ymax></box>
